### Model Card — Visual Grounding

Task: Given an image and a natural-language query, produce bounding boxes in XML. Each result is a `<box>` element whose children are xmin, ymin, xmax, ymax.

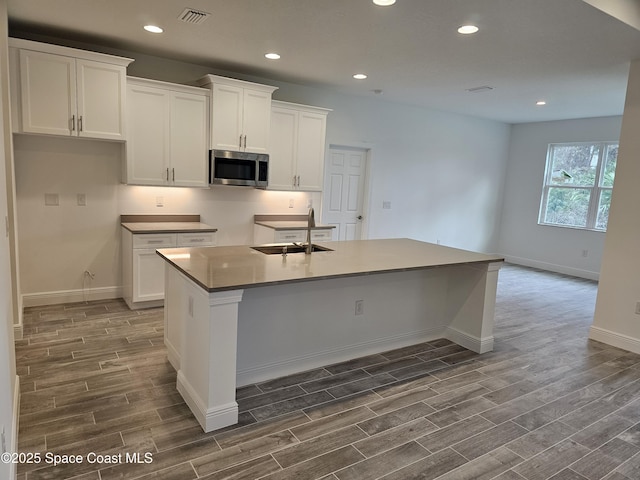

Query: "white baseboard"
<box><xmin>13</xmin><ymin>324</ymin><xmax>22</xmax><ymax>341</ymax></box>
<box><xmin>177</xmin><ymin>371</ymin><xmax>238</xmax><ymax>433</ymax></box>
<box><xmin>21</xmin><ymin>286</ymin><xmax>122</xmax><ymax>308</ymax></box>
<box><xmin>446</xmin><ymin>326</ymin><xmax>494</xmax><ymax>354</ymax></box>
<box><xmin>236</xmin><ymin>326</ymin><xmax>447</xmax><ymax>387</ymax></box>
<box><xmin>589</xmin><ymin>326</ymin><xmax>640</xmax><ymax>354</ymax></box>
<box><xmin>503</xmin><ymin>255</ymin><xmax>600</xmax><ymax>281</ymax></box>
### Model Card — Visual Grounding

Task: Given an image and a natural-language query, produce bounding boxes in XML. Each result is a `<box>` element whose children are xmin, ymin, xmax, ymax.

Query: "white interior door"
<box><xmin>323</xmin><ymin>146</ymin><xmax>368</xmax><ymax>241</ymax></box>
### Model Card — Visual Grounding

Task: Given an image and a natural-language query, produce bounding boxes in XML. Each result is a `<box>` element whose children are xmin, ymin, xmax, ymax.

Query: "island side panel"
<box><xmin>444</xmin><ymin>261</ymin><xmax>503</xmax><ymax>353</ymax></box>
<box><xmin>236</xmin><ymin>268</ymin><xmax>451</xmax><ymax>386</ymax></box>
<box><xmin>165</xmin><ymin>263</ymin><xmax>243</xmax><ymax>432</ymax></box>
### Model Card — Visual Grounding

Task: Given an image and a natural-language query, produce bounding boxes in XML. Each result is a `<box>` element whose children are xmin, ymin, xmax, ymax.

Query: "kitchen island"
<box><xmin>157</xmin><ymin>238</ymin><xmax>503</xmax><ymax>432</ymax></box>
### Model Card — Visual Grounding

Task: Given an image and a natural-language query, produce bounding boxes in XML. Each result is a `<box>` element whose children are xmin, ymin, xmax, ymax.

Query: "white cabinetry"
<box><xmin>269</xmin><ymin>101</ymin><xmax>330</xmax><ymax>191</ymax></box>
<box><xmin>197</xmin><ymin>75</ymin><xmax>278</xmax><ymax>154</ymax></box>
<box><xmin>9</xmin><ymin>38</ymin><xmax>132</xmax><ymax>140</ymax></box>
<box><xmin>122</xmin><ymin>228</ymin><xmax>217</xmax><ymax>310</ymax></box>
<box><xmin>125</xmin><ymin>77</ymin><xmax>209</xmax><ymax>187</ymax></box>
<box><xmin>254</xmin><ymin>224</ymin><xmax>333</xmax><ymax>244</ymax></box>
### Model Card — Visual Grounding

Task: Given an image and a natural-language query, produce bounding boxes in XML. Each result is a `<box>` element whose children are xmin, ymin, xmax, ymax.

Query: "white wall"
<box><xmin>13</xmin><ymin>45</ymin><xmax>511</xmax><ymax>303</ymax></box>
<box><xmin>0</xmin><ymin>0</ymin><xmax>18</xmax><ymax>476</ymax></box>
<box><xmin>591</xmin><ymin>59</ymin><xmax>640</xmax><ymax>353</ymax></box>
<box><xmin>498</xmin><ymin>116</ymin><xmax>622</xmax><ymax>279</ymax></box>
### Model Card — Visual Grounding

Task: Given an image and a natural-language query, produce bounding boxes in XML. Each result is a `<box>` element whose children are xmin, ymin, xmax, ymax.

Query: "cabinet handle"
<box><xmin>189</xmin><ymin>238</ymin><xmax>205</xmax><ymax>243</ymax></box>
<box><xmin>71</xmin><ymin>115</ymin><xmax>75</xmax><ymax>132</ymax></box>
<box><xmin>243</xmin><ymin>135</ymin><xmax>247</xmax><ymax>149</ymax></box>
<box><xmin>78</xmin><ymin>116</ymin><xmax>83</xmax><ymax>132</ymax></box>
<box><xmin>292</xmin><ymin>175</ymin><xmax>296</xmax><ymax>187</ymax></box>
<box><xmin>166</xmin><ymin>168</ymin><xmax>169</xmax><ymax>181</ymax></box>
<box><xmin>147</xmin><ymin>240</ymin><xmax>164</xmax><ymax>244</ymax></box>
<box><xmin>239</xmin><ymin>135</ymin><xmax>243</xmax><ymax>149</ymax></box>
<box><xmin>172</xmin><ymin>168</ymin><xmax>175</xmax><ymax>181</ymax></box>
<box><xmin>297</xmin><ymin>175</ymin><xmax>301</xmax><ymax>187</ymax></box>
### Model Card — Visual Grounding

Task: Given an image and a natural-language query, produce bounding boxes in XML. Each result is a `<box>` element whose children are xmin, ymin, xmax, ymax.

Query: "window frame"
<box><xmin>538</xmin><ymin>141</ymin><xmax>617</xmax><ymax>232</ymax></box>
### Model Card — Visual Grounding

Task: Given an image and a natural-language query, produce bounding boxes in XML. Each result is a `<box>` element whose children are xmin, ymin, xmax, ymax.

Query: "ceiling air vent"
<box><xmin>466</xmin><ymin>86</ymin><xmax>494</xmax><ymax>94</ymax></box>
<box><xmin>178</xmin><ymin>8</ymin><xmax>210</xmax><ymax>25</ymax></box>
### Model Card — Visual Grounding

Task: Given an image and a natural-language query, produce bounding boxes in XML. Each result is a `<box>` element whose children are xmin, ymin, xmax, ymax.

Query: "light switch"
<box><xmin>44</xmin><ymin>193</ymin><xmax>59</xmax><ymax>206</ymax></box>
<box><xmin>382</xmin><ymin>201</ymin><xmax>391</xmax><ymax>210</ymax></box>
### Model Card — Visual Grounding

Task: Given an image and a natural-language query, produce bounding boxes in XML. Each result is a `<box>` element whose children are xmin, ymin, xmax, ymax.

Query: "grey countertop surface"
<box><xmin>157</xmin><ymin>238</ymin><xmax>504</xmax><ymax>293</ymax></box>
<box><xmin>254</xmin><ymin>220</ymin><xmax>335</xmax><ymax>230</ymax></box>
<box><xmin>121</xmin><ymin>222</ymin><xmax>218</xmax><ymax>234</ymax></box>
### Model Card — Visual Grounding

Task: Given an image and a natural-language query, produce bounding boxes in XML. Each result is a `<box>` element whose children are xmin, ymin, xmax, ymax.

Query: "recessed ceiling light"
<box><xmin>353</xmin><ymin>73</ymin><xmax>368</xmax><ymax>80</ymax></box>
<box><xmin>143</xmin><ymin>25</ymin><xmax>164</xmax><ymax>34</ymax></box>
<box><xmin>265</xmin><ymin>53</ymin><xmax>281</xmax><ymax>60</ymax></box>
<box><xmin>457</xmin><ymin>25</ymin><xmax>479</xmax><ymax>34</ymax></box>
<box><xmin>536</xmin><ymin>100</ymin><xmax>547</xmax><ymax>106</ymax></box>
<box><xmin>373</xmin><ymin>0</ymin><xmax>396</xmax><ymax>6</ymax></box>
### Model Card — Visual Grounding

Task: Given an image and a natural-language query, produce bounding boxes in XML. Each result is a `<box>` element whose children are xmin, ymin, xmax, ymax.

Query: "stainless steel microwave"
<box><xmin>209</xmin><ymin>150</ymin><xmax>269</xmax><ymax>188</ymax></box>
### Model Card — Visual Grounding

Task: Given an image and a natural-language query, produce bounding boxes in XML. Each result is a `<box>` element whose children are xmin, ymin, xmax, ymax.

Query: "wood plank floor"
<box><xmin>15</xmin><ymin>264</ymin><xmax>640</xmax><ymax>480</ymax></box>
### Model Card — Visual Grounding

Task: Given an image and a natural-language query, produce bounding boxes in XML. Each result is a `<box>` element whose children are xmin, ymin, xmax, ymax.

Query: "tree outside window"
<box><xmin>539</xmin><ymin>142</ymin><xmax>617</xmax><ymax>231</ymax></box>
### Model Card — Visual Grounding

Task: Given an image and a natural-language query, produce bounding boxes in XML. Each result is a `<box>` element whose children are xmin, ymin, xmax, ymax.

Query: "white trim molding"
<box><xmin>503</xmin><ymin>255</ymin><xmax>600</xmax><ymax>281</ymax></box>
<box><xmin>446</xmin><ymin>326</ymin><xmax>494</xmax><ymax>354</ymax></box>
<box><xmin>589</xmin><ymin>326</ymin><xmax>640</xmax><ymax>355</ymax></box>
<box><xmin>21</xmin><ymin>286</ymin><xmax>122</xmax><ymax>308</ymax></box>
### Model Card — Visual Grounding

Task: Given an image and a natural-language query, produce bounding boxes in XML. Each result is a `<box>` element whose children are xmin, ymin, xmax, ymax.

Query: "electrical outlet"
<box><xmin>355</xmin><ymin>300</ymin><xmax>364</xmax><ymax>316</ymax></box>
<box><xmin>635</xmin><ymin>302</ymin><xmax>640</xmax><ymax>315</ymax></box>
<box><xmin>156</xmin><ymin>196</ymin><xmax>164</xmax><ymax>207</ymax></box>
<box><xmin>77</xmin><ymin>193</ymin><xmax>87</xmax><ymax>206</ymax></box>
<box><xmin>289</xmin><ymin>198</ymin><xmax>294</xmax><ymax>208</ymax></box>
<box><xmin>382</xmin><ymin>201</ymin><xmax>391</xmax><ymax>210</ymax></box>
<box><xmin>581</xmin><ymin>249</ymin><xmax>588</xmax><ymax>258</ymax></box>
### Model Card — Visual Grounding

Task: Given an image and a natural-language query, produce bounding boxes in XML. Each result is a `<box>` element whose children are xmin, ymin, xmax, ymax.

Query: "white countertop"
<box><xmin>157</xmin><ymin>238</ymin><xmax>504</xmax><ymax>292</ymax></box>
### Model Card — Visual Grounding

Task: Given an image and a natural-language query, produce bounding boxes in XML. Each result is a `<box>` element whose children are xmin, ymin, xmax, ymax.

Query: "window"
<box><xmin>539</xmin><ymin>142</ymin><xmax>617</xmax><ymax>231</ymax></box>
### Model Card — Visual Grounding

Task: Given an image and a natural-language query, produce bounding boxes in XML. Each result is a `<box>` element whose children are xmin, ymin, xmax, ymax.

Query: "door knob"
<box><xmin>357</xmin><ymin>215</ymin><xmax>363</xmax><ymax>220</ymax></box>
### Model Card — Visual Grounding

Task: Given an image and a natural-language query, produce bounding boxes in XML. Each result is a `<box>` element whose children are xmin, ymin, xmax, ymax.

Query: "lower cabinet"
<box><xmin>122</xmin><ymin>229</ymin><xmax>216</xmax><ymax>309</ymax></box>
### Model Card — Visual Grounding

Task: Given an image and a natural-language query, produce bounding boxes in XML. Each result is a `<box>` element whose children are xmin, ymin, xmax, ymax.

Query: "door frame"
<box><xmin>322</xmin><ymin>143</ymin><xmax>373</xmax><ymax>240</ymax></box>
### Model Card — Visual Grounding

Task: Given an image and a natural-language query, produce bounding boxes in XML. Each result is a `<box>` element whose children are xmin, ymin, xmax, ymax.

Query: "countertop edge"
<box><xmin>121</xmin><ymin>223</ymin><xmax>218</xmax><ymax>234</ymax></box>
<box><xmin>254</xmin><ymin>221</ymin><xmax>335</xmax><ymax>231</ymax></box>
<box><xmin>157</xmin><ymin>249</ymin><xmax>504</xmax><ymax>294</ymax></box>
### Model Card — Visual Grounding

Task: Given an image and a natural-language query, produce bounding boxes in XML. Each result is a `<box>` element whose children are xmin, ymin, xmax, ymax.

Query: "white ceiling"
<box><xmin>7</xmin><ymin>0</ymin><xmax>640</xmax><ymax>124</ymax></box>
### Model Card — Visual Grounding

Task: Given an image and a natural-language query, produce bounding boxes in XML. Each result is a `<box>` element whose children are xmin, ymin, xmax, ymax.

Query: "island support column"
<box><xmin>445</xmin><ymin>261</ymin><xmax>503</xmax><ymax>354</ymax></box>
<box><xmin>175</xmin><ymin>281</ymin><xmax>244</xmax><ymax>433</ymax></box>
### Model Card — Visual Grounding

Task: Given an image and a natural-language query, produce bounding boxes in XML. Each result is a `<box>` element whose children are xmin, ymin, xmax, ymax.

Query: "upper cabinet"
<box><xmin>124</xmin><ymin>77</ymin><xmax>209</xmax><ymax>187</ymax></box>
<box><xmin>269</xmin><ymin>101</ymin><xmax>331</xmax><ymax>191</ymax></box>
<box><xmin>197</xmin><ymin>75</ymin><xmax>278</xmax><ymax>154</ymax></box>
<box><xmin>9</xmin><ymin>38</ymin><xmax>133</xmax><ymax>141</ymax></box>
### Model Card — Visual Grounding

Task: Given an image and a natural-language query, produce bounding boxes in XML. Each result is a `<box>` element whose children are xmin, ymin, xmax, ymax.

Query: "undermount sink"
<box><xmin>251</xmin><ymin>244</ymin><xmax>334</xmax><ymax>255</ymax></box>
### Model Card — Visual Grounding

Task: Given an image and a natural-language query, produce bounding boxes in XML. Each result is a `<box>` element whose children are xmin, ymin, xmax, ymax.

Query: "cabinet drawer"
<box><xmin>274</xmin><ymin>230</ymin><xmax>305</xmax><ymax>243</ymax></box>
<box><xmin>132</xmin><ymin>233</ymin><xmax>177</xmax><ymax>248</ymax></box>
<box><xmin>311</xmin><ymin>230</ymin><xmax>333</xmax><ymax>241</ymax></box>
<box><xmin>177</xmin><ymin>232</ymin><xmax>217</xmax><ymax>247</ymax></box>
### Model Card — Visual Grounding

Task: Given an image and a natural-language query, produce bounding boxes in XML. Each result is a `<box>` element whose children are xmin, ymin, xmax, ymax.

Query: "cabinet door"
<box><xmin>242</xmin><ymin>88</ymin><xmax>272</xmax><ymax>153</ymax></box>
<box><xmin>133</xmin><ymin>249</ymin><xmax>166</xmax><ymax>302</ymax></box>
<box><xmin>125</xmin><ymin>84</ymin><xmax>171</xmax><ymax>185</ymax></box>
<box><xmin>268</xmin><ymin>106</ymin><xmax>297</xmax><ymax>190</ymax></box>
<box><xmin>170</xmin><ymin>91</ymin><xmax>209</xmax><ymax>187</ymax></box>
<box><xmin>211</xmin><ymin>83</ymin><xmax>244</xmax><ymax>151</ymax></box>
<box><xmin>76</xmin><ymin>59</ymin><xmax>126</xmax><ymax>140</ymax></box>
<box><xmin>19</xmin><ymin>50</ymin><xmax>75</xmax><ymax>136</ymax></box>
<box><xmin>296</xmin><ymin>111</ymin><xmax>327</xmax><ymax>191</ymax></box>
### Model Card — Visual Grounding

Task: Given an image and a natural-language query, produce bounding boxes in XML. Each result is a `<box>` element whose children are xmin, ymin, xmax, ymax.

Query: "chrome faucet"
<box><xmin>305</xmin><ymin>207</ymin><xmax>316</xmax><ymax>254</ymax></box>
